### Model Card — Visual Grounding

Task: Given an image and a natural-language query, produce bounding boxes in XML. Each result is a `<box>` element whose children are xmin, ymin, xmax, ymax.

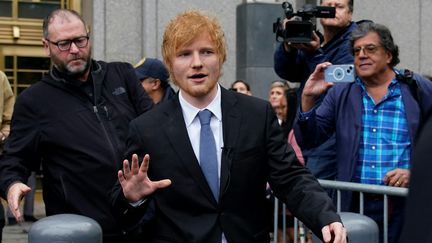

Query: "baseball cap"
<box><xmin>135</xmin><ymin>58</ymin><xmax>169</xmax><ymax>83</ymax></box>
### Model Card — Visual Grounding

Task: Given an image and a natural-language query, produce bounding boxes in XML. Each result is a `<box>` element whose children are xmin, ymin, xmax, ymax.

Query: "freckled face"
<box><xmin>171</xmin><ymin>33</ymin><xmax>221</xmax><ymax>103</ymax></box>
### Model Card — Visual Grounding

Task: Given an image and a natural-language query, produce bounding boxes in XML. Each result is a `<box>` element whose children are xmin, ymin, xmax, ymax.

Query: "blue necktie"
<box><xmin>198</xmin><ymin>109</ymin><xmax>219</xmax><ymax>201</ymax></box>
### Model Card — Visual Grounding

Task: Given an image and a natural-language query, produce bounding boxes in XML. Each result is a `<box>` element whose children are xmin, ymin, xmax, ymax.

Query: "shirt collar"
<box><xmin>355</xmin><ymin>68</ymin><xmax>399</xmax><ymax>93</ymax></box>
<box><xmin>179</xmin><ymin>84</ymin><xmax>222</xmax><ymax>127</ymax></box>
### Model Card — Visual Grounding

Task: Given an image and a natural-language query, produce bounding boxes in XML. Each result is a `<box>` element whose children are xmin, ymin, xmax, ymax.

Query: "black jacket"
<box><xmin>400</xmin><ymin>109</ymin><xmax>432</xmax><ymax>243</ymax></box>
<box><xmin>0</xmin><ymin>60</ymin><xmax>153</xmax><ymax>240</ymax></box>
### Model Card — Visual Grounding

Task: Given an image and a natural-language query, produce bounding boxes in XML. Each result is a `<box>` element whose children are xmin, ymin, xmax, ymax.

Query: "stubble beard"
<box><xmin>54</xmin><ymin>51</ymin><xmax>92</xmax><ymax>79</ymax></box>
<box><xmin>66</xmin><ymin>57</ymin><xmax>90</xmax><ymax>77</ymax></box>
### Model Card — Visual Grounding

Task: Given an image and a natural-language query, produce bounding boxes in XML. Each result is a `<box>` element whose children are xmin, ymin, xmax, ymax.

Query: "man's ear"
<box><xmin>153</xmin><ymin>79</ymin><xmax>162</xmax><ymax>90</ymax></box>
<box><xmin>42</xmin><ymin>39</ymin><xmax>51</xmax><ymax>57</ymax></box>
<box><xmin>386</xmin><ymin>51</ymin><xmax>393</xmax><ymax>65</ymax></box>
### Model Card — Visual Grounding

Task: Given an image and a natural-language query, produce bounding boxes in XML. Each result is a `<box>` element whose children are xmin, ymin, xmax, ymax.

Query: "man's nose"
<box><xmin>191</xmin><ymin>52</ymin><xmax>203</xmax><ymax>68</ymax></box>
<box><xmin>69</xmin><ymin>42</ymin><xmax>80</xmax><ymax>53</ymax></box>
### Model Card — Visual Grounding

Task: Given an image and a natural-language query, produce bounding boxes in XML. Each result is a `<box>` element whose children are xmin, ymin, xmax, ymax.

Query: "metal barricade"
<box><xmin>310</xmin><ymin>212</ymin><xmax>379</xmax><ymax>243</ymax></box>
<box><xmin>273</xmin><ymin>179</ymin><xmax>408</xmax><ymax>243</ymax></box>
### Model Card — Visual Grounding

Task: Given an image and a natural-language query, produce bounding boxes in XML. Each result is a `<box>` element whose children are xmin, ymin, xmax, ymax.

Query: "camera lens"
<box><xmin>333</xmin><ymin>67</ymin><xmax>345</xmax><ymax>81</ymax></box>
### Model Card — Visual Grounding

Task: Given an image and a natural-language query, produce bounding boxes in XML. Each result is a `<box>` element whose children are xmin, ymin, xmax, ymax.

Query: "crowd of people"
<box><xmin>0</xmin><ymin>1</ymin><xmax>431</xmax><ymax>243</ymax></box>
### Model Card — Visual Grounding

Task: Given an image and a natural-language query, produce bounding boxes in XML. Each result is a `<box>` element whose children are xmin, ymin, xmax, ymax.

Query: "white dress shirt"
<box><xmin>178</xmin><ymin>84</ymin><xmax>227</xmax><ymax>243</ymax></box>
<box><xmin>178</xmin><ymin>84</ymin><xmax>223</xmax><ymax>180</ymax></box>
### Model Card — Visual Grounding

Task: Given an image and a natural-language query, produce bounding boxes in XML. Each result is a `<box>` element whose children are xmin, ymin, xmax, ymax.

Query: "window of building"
<box><xmin>0</xmin><ymin>0</ymin><xmax>13</xmax><ymax>17</ymax></box>
<box><xmin>0</xmin><ymin>0</ymin><xmax>69</xmax><ymax>19</ymax></box>
<box><xmin>5</xmin><ymin>55</ymin><xmax>50</xmax><ymax>94</ymax></box>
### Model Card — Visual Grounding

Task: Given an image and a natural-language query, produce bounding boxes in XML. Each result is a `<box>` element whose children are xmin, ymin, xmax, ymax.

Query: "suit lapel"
<box><xmin>163</xmin><ymin>97</ymin><xmax>217</xmax><ymax>203</ymax></box>
<box><xmin>220</xmin><ymin>89</ymin><xmax>241</xmax><ymax>197</ymax></box>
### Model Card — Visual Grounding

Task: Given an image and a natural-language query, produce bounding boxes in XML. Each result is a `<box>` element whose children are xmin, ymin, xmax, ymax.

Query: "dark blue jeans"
<box><xmin>353</xmin><ymin>193</ymin><xmax>405</xmax><ymax>243</ymax></box>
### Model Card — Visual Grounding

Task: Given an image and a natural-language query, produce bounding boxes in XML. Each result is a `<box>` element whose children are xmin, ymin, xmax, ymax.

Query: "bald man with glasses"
<box><xmin>0</xmin><ymin>9</ymin><xmax>153</xmax><ymax>243</ymax></box>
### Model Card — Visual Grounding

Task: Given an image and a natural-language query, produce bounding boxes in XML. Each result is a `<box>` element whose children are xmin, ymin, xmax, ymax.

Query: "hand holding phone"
<box><xmin>324</xmin><ymin>64</ymin><xmax>355</xmax><ymax>83</ymax></box>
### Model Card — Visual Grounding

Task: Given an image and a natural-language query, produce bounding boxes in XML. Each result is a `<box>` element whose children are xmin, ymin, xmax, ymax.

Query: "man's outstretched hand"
<box><xmin>118</xmin><ymin>154</ymin><xmax>171</xmax><ymax>202</ymax></box>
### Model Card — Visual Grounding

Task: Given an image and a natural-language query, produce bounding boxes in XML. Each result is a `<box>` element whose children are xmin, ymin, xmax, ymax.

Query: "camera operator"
<box><xmin>273</xmin><ymin>0</ymin><xmax>356</xmax><ymax>183</ymax></box>
<box><xmin>275</xmin><ymin>0</ymin><xmax>355</xmax><ymax>82</ymax></box>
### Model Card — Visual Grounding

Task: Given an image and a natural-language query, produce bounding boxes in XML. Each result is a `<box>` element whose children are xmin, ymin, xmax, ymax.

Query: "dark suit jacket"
<box><xmin>399</xmin><ymin>110</ymin><xmax>432</xmax><ymax>243</ymax></box>
<box><xmin>112</xmin><ymin>87</ymin><xmax>340</xmax><ymax>243</ymax></box>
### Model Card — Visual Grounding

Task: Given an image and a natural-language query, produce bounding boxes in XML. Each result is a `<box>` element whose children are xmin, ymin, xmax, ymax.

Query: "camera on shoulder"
<box><xmin>273</xmin><ymin>1</ymin><xmax>335</xmax><ymax>43</ymax></box>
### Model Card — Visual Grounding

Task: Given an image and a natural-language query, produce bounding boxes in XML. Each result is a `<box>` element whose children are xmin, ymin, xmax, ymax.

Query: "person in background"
<box><xmin>269</xmin><ymin>80</ymin><xmax>289</xmax><ymax>124</ymax></box>
<box><xmin>294</xmin><ymin>22</ymin><xmax>432</xmax><ymax>243</ymax></box>
<box><xmin>135</xmin><ymin>57</ymin><xmax>175</xmax><ymax>104</ymax></box>
<box><xmin>274</xmin><ymin>0</ymin><xmax>358</xmax><ymax>183</ymax></box>
<box><xmin>274</xmin><ymin>0</ymin><xmax>356</xmax><ymax>90</ymax></box>
<box><xmin>111</xmin><ymin>10</ymin><xmax>346</xmax><ymax>243</ymax></box>
<box><xmin>0</xmin><ymin>9</ymin><xmax>153</xmax><ymax>243</ymax></box>
<box><xmin>0</xmin><ymin>72</ymin><xmax>13</xmax><ymax>147</ymax></box>
<box><xmin>280</xmin><ymin>88</ymin><xmax>303</xmax><ymax>164</ymax></box>
<box><xmin>0</xmin><ymin>70</ymin><xmax>14</xmax><ymax>243</ymax></box>
<box><xmin>230</xmin><ymin>79</ymin><xmax>252</xmax><ymax>96</ymax></box>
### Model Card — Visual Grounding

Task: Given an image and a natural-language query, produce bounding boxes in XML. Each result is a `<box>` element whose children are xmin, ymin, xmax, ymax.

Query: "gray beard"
<box><xmin>55</xmin><ymin>58</ymin><xmax>91</xmax><ymax>79</ymax></box>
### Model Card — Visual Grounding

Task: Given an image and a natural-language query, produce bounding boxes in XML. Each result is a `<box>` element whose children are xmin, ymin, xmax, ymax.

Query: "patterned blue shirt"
<box><xmin>354</xmin><ymin>76</ymin><xmax>411</xmax><ymax>185</ymax></box>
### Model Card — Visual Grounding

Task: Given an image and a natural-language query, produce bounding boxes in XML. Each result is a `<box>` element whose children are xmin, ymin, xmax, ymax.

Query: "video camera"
<box><xmin>273</xmin><ymin>1</ymin><xmax>335</xmax><ymax>43</ymax></box>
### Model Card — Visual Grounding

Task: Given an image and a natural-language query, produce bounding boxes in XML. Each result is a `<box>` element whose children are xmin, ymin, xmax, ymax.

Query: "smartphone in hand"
<box><xmin>325</xmin><ymin>64</ymin><xmax>355</xmax><ymax>83</ymax></box>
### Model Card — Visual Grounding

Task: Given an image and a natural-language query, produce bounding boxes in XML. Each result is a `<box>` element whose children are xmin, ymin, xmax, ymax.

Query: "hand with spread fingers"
<box><xmin>383</xmin><ymin>168</ymin><xmax>410</xmax><ymax>187</ymax></box>
<box><xmin>118</xmin><ymin>154</ymin><xmax>171</xmax><ymax>202</ymax></box>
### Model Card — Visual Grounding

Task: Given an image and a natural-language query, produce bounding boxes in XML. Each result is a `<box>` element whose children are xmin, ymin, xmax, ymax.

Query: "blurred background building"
<box><xmin>1</xmin><ymin>0</ymin><xmax>431</xmax><ymax>99</ymax></box>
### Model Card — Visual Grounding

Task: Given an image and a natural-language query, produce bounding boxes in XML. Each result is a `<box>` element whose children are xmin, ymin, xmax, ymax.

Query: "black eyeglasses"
<box><xmin>352</xmin><ymin>44</ymin><xmax>383</xmax><ymax>56</ymax></box>
<box><xmin>46</xmin><ymin>36</ymin><xmax>89</xmax><ymax>51</ymax></box>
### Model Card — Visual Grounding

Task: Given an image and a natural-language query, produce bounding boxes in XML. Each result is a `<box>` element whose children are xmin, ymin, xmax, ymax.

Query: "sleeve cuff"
<box><xmin>129</xmin><ymin>198</ymin><xmax>147</xmax><ymax>207</ymax></box>
<box><xmin>298</xmin><ymin>109</ymin><xmax>315</xmax><ymax>121</ymax></box>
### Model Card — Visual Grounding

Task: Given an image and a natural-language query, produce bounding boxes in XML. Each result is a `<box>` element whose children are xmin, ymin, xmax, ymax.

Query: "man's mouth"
<box><xmin>189</xmin><ymin>73</ymin><xmax>207</xmax><ymax>79</ymax></box>
<box><xmin>69</xmin><ymin>58</ymin><xmax>83</xmax><ymax>63</ymax></box>
<box><xmin>358</xmin><ymin>62</ymin><xmax>372</xmax><ymax>68</ymax></box>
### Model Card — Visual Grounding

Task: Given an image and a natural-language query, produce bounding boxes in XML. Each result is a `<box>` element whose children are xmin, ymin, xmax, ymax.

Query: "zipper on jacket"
<box><xmin>103</xmin><ymin>106</ymin><xmax>110</xmax><ymax>120</ymax></box>
<box><xmin>93</xmin><ymin>106</ymin><xmax>100</xmax><ymax>121</ymax></box>
<box><xmin>93</xmin><ymin>105</ymin><xmax>117</xmax><ymax>162</ymax></box>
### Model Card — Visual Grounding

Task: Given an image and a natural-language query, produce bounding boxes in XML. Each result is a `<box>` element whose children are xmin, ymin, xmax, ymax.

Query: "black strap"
<box><xmin>396</xmin><ymin>69</ymin><xmax>425</xmax><ymax>123</ymax></box>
